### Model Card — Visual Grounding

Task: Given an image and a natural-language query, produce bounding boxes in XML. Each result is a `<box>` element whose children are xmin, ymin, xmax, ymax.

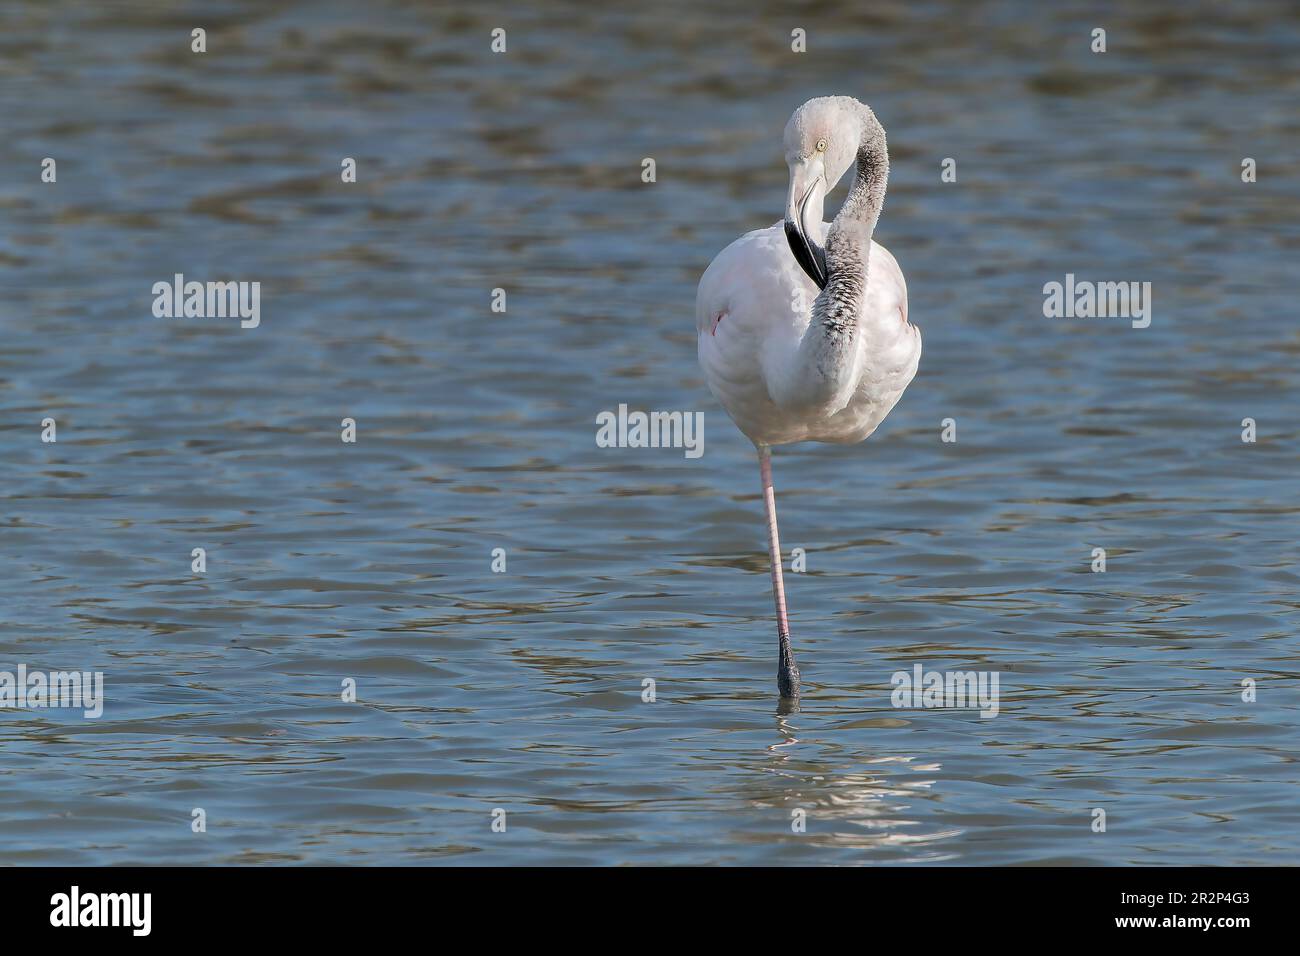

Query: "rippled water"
<box><xmin>1</xmin><ymin>1</ymin><xmax>1298</xmax><ymax>865</ymax></box>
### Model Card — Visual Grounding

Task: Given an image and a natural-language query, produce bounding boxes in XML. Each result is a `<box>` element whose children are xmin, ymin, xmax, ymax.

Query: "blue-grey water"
<box><xmin>1</xmin><ymin>1</ymin><xmax>1298</xmax><ymax>865</ymax></box>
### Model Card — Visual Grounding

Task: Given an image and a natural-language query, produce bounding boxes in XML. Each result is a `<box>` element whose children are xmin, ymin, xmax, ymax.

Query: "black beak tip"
<box><xmin>784</xmin><ymin>220</ymin><xmax>828</xmax><ymax>291</ymax></box>
<box><xmin>782</xmin><ymin>218</ymin><xmax>801</xmax><ymax>250</ymax></box>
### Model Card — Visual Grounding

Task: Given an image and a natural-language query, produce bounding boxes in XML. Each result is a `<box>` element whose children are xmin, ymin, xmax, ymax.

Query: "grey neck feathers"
<box><xmin>815</xmin><ymin>113</ymin><xmax>888</xmax><ymax>336</ymax></box>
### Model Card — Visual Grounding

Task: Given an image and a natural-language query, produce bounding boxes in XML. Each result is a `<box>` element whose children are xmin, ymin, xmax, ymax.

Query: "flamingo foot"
<box><xmin>777</xmin><ymin>631</ymin><xmax>801</xmax><ymax>700</ymax></box>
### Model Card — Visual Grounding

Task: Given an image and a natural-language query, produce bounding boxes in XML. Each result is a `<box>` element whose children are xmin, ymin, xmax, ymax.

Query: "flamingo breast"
<box><xmin>696</xmin><ymin>222</ymin><xmax>920</xmax><ymax>446</ymax></box>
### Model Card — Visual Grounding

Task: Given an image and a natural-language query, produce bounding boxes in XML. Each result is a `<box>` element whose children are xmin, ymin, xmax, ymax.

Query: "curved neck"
<box><xmin>769</xmin><ymin>107</ymin><xmax>891</xmax><ymax>415</ymax></box>
<box><xmin>815</xmin><ymin>119</ymin><xmax>888</xmax><ymax>333</ymax></box>
<box><xmin>827</xmin><ymin>121</ymin><xmax>888</xmax><ymax>275</ymax></box>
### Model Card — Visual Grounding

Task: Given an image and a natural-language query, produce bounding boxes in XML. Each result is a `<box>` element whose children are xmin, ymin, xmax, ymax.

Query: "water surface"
<box><xmin>1</xmin><ymin>0</ymin><xmax>1298</xmax><ymax>864</ymax></box>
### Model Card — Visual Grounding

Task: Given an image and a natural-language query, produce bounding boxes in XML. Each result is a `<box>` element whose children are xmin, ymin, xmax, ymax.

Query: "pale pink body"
<box><xmin>696</xmin><ymin>222</ymin><xmax>919</xmax><ymax>447</ymax></box>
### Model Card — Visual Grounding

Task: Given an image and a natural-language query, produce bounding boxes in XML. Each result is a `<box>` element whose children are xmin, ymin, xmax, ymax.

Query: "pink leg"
<box><xmin>758</xmin><ymin>445</ymin><xmax>800</xmax><ymax>698</ymax></box>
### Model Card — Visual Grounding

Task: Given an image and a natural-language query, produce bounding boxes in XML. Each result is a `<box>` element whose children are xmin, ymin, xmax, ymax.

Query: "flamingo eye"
<box><xmin>815</xmin><ymin>138</ymin><xmax>827</xmax><ymax>152</ymax></box>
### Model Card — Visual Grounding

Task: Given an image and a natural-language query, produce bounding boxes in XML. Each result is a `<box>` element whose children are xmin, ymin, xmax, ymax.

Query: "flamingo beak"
<box><xmin>784</xmin><ymin>160</ymin><xmax>828</xmax><ymax>290</ymax></box>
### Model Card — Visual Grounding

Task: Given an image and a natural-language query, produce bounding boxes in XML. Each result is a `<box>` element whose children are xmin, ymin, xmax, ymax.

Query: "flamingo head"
<box><xmin>782</xmin><ymin>96</ymin><xmax>881</xmax><ymax>289</ymax></box>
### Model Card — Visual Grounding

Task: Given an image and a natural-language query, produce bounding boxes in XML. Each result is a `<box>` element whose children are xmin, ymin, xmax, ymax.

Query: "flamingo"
<box><xmin>696</xmin><ymin>96</ymin><xmax>920</xmax><ymax>701</ymax></box>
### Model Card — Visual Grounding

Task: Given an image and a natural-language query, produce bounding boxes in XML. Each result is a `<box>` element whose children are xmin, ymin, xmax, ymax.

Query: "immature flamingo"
<box><xmin>696</xmin><ymin>96</ymin><xmax>920</xmax><ymax>700</ymax></box>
